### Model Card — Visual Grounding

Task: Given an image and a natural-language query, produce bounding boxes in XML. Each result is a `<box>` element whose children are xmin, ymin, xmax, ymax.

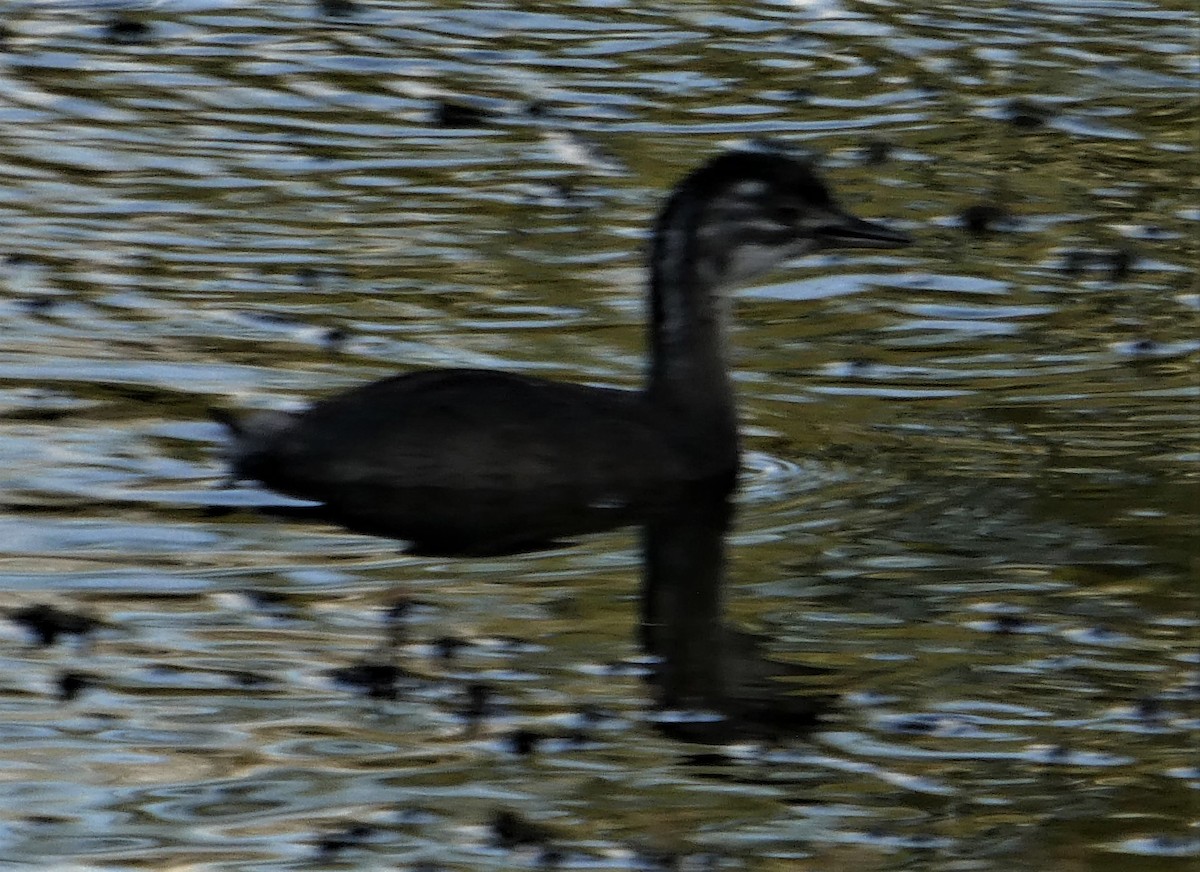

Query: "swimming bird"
<box><xmin>217</xmin><ymin>147</ymin><xmax>909</xmax><ymax>545</ymax></box>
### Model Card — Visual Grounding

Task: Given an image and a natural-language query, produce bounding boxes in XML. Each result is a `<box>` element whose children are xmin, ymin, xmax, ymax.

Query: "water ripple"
<box><xmin>0</xmin><ymin>1</ymin><xmax>1194</xmax><ymax>869</ymax></box>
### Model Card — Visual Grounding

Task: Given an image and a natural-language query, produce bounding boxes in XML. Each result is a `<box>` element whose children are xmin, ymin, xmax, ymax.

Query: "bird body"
<box><xmin>218</xmin><ymin>147</ymin><xmax>909</xmax><ymax>548</ymax></box>
<box><xmin>228</xmin><ymin>368</ymin><xmax>693</xmax><ymax>497</ymax></box>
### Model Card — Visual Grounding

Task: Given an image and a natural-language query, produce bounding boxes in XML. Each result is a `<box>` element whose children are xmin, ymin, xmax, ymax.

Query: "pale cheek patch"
<box><xmin>723</xmin><ymin>244</ymin><xmax>786</xmax><ymax>284</ymax></box>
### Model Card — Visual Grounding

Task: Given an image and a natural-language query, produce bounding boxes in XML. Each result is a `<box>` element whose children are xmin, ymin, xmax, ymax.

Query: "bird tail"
<box><xmin>210</xmin><ymin>406</ymin><xmax>246</xmax><ymax>437</ymax></box>
<box><xmin>210</xmin><ymin>407</ymin><xmax>296</xmax><ymax>478</ymax></box>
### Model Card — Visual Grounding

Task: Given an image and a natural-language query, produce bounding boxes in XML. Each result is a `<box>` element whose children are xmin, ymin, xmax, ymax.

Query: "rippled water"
<box><xmin>0</xmin><ymin>1</ymin><xmax>1196</xmax><ymax>869</ymax></box>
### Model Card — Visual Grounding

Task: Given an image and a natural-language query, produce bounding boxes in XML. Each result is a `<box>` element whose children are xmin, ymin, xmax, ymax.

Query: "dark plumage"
<box><xmin>218</xmin><ymin>149</ymin><xmax>909</xmax><ymax>548</ymax></box>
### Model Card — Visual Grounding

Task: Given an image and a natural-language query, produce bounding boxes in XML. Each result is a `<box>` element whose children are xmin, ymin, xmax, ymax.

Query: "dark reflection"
<box><xmin>267</xmin><ymin>473</ymin><xmax>735</xmax><ymax>556</ymax></box>
<box><xmin>315</xmin><ymin>0</ymin><xmax>358</xmax><ymax>18</ymax></box>
<box><xmin>639</xmin><ymin>485</ymin><xmax>833</xmax><ymax>742</ymax></box>
<box><xmin>8</xmin><ymin>603</ymin><xmax>99</xmax><ymax>646</ymax></box>
<box><xmin>104</xmin><ymin>15</ymin><xmax>153</xmax><ymax>44</ymax></box>
<box><xmin>1001</xmin><ymin>97</ymin><xmax>1051</xmax><ymax>129</ymax></box>
<box><xmin>959</xmin><ymin>202</ymin><xmax>1012</xmax><ymax>236</ymax></box>
<box><xmin>278</xmin><ymin>473</ymin><xmax>832</xmax><ymax>741</ymax></box>
<box><xmin>432</xmin><ymin>100</ymin><xmax>492</xmax><ymax>129</ymax></box>
<box><xmin>56</xmin><ymin>670</ymin><xmax>92</xmax><ymax>702</ymax></box>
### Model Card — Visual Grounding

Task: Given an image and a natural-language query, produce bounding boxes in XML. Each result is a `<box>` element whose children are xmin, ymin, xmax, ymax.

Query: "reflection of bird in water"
<box><xmin>217</xmin><ymin>147</ymin><xmax>908</xmax><ymax>545</ymax></box>
<box><xmin>641</xmin><ymin>492</ymin><xmax>838</xmax><ymax>743</ymax></box>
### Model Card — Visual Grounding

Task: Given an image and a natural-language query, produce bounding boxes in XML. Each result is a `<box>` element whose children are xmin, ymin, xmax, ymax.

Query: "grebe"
<box><xmin>218</xmin><ymin>148</ymin><xmax>909</xmax><ymax>526</ymax></box>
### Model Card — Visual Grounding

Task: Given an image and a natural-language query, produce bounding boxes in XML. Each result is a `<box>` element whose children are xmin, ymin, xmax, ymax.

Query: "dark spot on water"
<box><xmin>859</xmin><ymin>137</ymin><xmax>892</xmax><ymax>165</ymax></box>
<box><xmin>18</xmin><ymin>296</ymin><xmax>57</xmax><ymax>314</ymax></box>
<box><xmin>490</xmin><ymin>808</ymin><xmax>551</xmax><ymax>848</ymax></box>
<box><xmin>526</xmin><ymin>100</ymin><xmax>551</xmax><ymax>118</ymax></box>
<box><xmin>386</xmin><ymin>597</ymin><xmax>415</xmax><ymax>624</ymax></box>
<box><xmin>786</xmin><ymin>88</ymin><xmax>815</xmax><ymax>104</ymax></box>
<box><xmin>384</xmin><ymin>598</ymin><xmax>416</xmax><ymax>646</ymax></box>
<box><xmin>320</xmin><ymin>326</ymin><xmax>347</xmax><ymax>352</ymax></box>
<box><xmin>1134</xmin><ymin>697</ymin><xmax>1166</xmax><ymax>723</ymax></box>
<box><xmin>25</xmin><ymin>815</ymin><xmax>68</xmax><ymax>826</ymax></box>
<box><xmin>328</xmin><ymin>661</ymin><xmax>403</xmax><ymax>700</ymax></box>
<box><xmin>1034</xmin><ymin>744</ymin><xmax>1070</xmax><ymax>763</ymax></box>
<box><xmin>1003</xmin><ymin>98</ymin><xmax>1049</xmax><ymax>129</ymax></box>
<box><xmin>1107</xmin><ymin>246</ymin><xmax>1135</xmax><ymax>281</ymax></box>
<box><xmin>2</xmin><ymin>406</ymin><xmax>73</xmax><ymax>424</ymax></box>
<box><xmin>57</xmin><ymin>671</ymin><xmax>92</xmax><ymax>701</ymax></box>
<box><xmin>1076</xmin><ymin>624</ymin><xmax>1126</xmax><ymax>645</ymax></box>
<box><xmin>295</xmin><ymin>266</ymin><xmax>320</xmax><ymax>287</ymax></box>
<box><xmin>316</xmin><ymin>0</ymin><xmax>358</xmax><ymax>17</ymax></box>
<box><xmin>1062</xmin><ymin>249</ymin><xmax>1093</xmax><ymax>276</ymax></box>
<box><xmin>1130</xmin><ymin>338</ymin><xmax>1158</xmax><ymax>355</ymax></box>
<box><xmin>887</xmin><ymin>714</ymin><xmax>941</xmax><ymax>734</ymax></box>
<box><xmin>564</xmin><ymin>728</ymin><xmax>590</xmax><ymax>748</ymax></box>
<box><xmin>433</xmin><ymin>101</ymin><xmax>490</xmax><ymax>128</ymax></box>
<box><xmin>1060</xmin><ymin>247</ymin><xmax>1135</xmax><ymax>281</ymax></box>
<box><xmin>462</xmin><ymin>681</ymin><xmax>493</xmax><ymax>720</ymax></box>
<box><xmin>238</xmin><ymin>588</ymin><xmax>293</xmax><ymax>613</ymax></box>
<box><xmin>538</xmin><ymin>847</ymin><xmax>566</xmax><ymax>869</ymax></box>
<box><xmin>432</xmin><ymin>635</ymin><xmax>468</xmax><ymax>660</ymax></box>
<box><xmin>992</xmin><ymin>613</ymin><xmax>1027</xmax><ymax>634</ymax></box>
<box><xmin>105</xmin><ymin>15</ymin><xmax>152</xmax><ymax>43</ymax></box>
<box><xmin>508</xmin><ymin>728</ymin><xmax>541</xmax><ymax>756</ymax></box>
<box><xmin>10</xmin><ymin>604</ymin><xmax>99</xmax><ymax>646</ymax></box>
<box><xmin>960</xmin><ymin>203</ymin><xmax>1009</xmax><ymax>236</ymax></box>
<box><xmin>227</xmin><ymin>670</ymin><xmax>270</xmax><ymax>688</ymax></box>
<box><xmin>547</xmin><ymin>181</ymin><xmax>577</xmax><ymax>206</ymax></box>
<box><xmin>314</xmin><ymin>823</ymin><xmax>374</xmax><ymax>858</ymax></box>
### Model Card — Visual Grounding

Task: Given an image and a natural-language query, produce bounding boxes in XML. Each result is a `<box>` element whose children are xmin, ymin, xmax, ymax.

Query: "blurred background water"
<box><xmin>0</xmin><ymin>1</ymin><xmax>1196</xmax><ymax>869</ymax></box>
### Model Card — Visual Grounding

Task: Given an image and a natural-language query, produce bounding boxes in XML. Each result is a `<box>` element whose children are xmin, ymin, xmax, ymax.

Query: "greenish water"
<box><xmin>0</xmin><ymin>1</ymin><xmax>1196</xmax><ymax>869</ymax></box>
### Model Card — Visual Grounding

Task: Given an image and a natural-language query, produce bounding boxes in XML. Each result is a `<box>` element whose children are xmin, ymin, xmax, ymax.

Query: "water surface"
<box><xmin>0</xmin><ymin>1</ymin><xmax>1196</xmax><ymax>869</ymax></box>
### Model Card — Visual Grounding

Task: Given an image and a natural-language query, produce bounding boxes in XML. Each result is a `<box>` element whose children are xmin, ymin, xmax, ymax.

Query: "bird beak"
<box><xmin>815</xmin><ymin>210</ymin><xmax>911</xmax><ymax>249</ymax></box>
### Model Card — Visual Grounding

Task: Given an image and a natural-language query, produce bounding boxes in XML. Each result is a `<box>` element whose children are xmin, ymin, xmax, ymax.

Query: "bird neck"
<box><xmin>645</xmin><ymin>211</ymin><xmax>739</xmax><ymax>468</ymax></box>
